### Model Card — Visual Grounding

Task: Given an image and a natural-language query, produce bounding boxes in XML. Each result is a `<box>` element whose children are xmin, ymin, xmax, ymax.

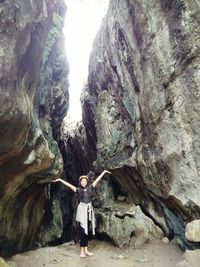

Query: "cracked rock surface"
<box><xmin>79</xmin><ymin>0</ymin><xmax>200</xmax><ymax>250</ymax></box>
<box><xmin>0</xmin><ymin>0</ymin><xmax>69</xmax><ymax>256</ymax></box>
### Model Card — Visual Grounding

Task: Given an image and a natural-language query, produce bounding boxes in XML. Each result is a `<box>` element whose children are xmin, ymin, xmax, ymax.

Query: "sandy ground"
<box><xmin>7</xmin><ymin>239</ymin><xmax>186</xmax><ymax>267</ymax></box>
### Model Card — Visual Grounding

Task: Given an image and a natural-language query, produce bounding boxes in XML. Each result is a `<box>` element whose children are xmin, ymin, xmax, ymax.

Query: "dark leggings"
<box><xmin>79</xmin><ymin>225</ymin><xmax>88</xmax><ymax>247</ymax></box>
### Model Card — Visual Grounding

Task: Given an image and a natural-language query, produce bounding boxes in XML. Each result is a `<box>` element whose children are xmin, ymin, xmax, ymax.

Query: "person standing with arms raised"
<box><xmin>53</xmin><ymin>169</ymin><xmax>111</xmax><ymax>258</ymax></box>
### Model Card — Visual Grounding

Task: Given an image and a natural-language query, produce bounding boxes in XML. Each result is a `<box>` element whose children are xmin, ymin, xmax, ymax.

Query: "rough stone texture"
<box><xmin>92</xmin><ymin>177</ymin><xmax>164</xmax><ymax>248</ymax></box>
<box><xmin>96</xmin><ymin>204</ymin><xmax>163</xmax><ymax>248</ymax></box>
<box><xmin>81</xmin><ymin>0</ymin><xmax>200</xmax><ymax>250</ymax></box>
<box><xmin>0</xmin><ymin>0</ymin><xmax>69</xmax><ymax>256</ymax></box>
<box><xmin>185</xmin><ymin>220</ymin><xmax>200</xmax><ymax>242</ymax></box>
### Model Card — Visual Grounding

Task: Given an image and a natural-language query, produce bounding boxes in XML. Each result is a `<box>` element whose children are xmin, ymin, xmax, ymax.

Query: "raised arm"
<box><xmin>92</xmin><ymin>170</ymin><xmax>111</xmax><ymax>188</ymax></box>
<box><xmin>52</xmin><ymin>178</ymin><xmax>77</xmax><ymax>192</ymax></box>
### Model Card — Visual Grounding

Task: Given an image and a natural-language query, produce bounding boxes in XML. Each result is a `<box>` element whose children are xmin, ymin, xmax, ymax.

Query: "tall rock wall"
<box><xmin>82</xmin><ymin>0</ymin><xmax>200</xmax><ymax>249</ymax></box>
<box><xmin>0</xmin><ymin>0</ymin><xmax>69</xmax><ymax>256</ymax></box>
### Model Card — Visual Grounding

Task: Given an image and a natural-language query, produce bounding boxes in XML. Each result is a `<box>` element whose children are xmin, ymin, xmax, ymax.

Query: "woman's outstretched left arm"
<box><xmin>92</xmin><ymin>170</ymin><xmax>111</xmax><ymax>188</ymax></box>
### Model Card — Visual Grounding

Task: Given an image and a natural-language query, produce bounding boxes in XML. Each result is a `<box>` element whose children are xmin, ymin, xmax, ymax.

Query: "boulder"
<box><xmin>185</xmin><ymin>220</ymin><xmax>200</xmax><ymax>242</ymax></box>
<box><xmin>96</xmin><ymin>204</ymin><xmax>163</xmax><ymax>248</ymax></box>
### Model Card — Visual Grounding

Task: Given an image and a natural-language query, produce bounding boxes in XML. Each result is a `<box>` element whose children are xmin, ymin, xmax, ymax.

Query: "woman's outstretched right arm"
<box><xmin>52</xmin><ymin>178</ymin><xmax>77</xmax><ymax>192</ymax></box>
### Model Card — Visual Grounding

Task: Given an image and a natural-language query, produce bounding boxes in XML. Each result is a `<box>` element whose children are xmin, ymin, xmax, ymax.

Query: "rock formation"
<box><xmin>0</xmin><ymin>0</ymin><xmax>69</xmax><ymax>256</ymax></box>
<box><xmin>185</xmin><ymin>220</ymin><xmax>200</xmax><ymax>242</ymax></box>
<box><xmin>1</xmin><ymin>0</ymin><xmax>200</xmax><ymax>258</ymax></box>
<box><xmin>79</xmin><ymin>0</ymin><xmax>200</xmax><ymax>250</ymax></box>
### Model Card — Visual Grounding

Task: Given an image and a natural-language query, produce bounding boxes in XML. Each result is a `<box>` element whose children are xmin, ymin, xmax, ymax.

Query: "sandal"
<box><xmin>80</xmin><ymin>253</ymin><xmax>86</xmax><ymax>258</ymax></box>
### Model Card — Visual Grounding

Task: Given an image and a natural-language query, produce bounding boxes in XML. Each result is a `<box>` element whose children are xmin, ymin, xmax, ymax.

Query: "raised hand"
<box><xmin>51</xmin><ymin>178</ymin><xmax>77</xmax><ymax>192</ymax></box>
<box><xmin>51</xmin><ymin>178</ymin><xmax>61</xmax><ymax>183</ymax></box>
<box><xmin>92</xmin><ymin>170</ymin><xmax>111</xmax><ymax>188</ymax></box>
<box><xmin>103</xmin><ymin>170</ymin><xmax>111</xmax><ymax>174</ymax></box>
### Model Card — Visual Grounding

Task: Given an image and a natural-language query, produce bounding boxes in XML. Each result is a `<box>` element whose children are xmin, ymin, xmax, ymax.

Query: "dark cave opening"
<box><xmin>111</xmin><ymin>177</ymin><xmax>129</xmax><ymax>203</ymax></box>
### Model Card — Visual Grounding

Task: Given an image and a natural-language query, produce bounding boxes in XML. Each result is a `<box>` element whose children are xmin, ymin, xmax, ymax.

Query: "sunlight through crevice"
<box><xmin>63</xmin><ymin>0</ymin><xmax>109</xmax><ymax>122</ymax></box>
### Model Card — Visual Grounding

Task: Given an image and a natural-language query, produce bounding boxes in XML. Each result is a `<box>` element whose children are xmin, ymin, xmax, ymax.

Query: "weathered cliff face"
<box><xmin>0</xmin><ymin>0</ymin><xmax>68</xmax><ymax>256</ymax></box>
<box><xmin>81</xmin><ymin>0</ymin><xmax>200</xmax><ymax>249</ymax></box>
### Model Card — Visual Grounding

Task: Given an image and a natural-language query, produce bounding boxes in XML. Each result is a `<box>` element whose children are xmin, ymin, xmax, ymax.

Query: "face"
<box><xmin>80</xmin><ymin>178</ymin><xmax>88</xmax><ymax>188</ymax></box>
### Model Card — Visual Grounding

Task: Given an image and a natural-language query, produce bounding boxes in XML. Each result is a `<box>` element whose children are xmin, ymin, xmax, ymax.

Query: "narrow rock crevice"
<box><xmin>1</xmin><ymin>0</ymin><xmax>200</xmax><ymax>258</ymax></box>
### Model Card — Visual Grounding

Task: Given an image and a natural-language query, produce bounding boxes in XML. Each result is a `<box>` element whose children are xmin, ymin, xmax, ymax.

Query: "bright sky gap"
<box><xmin>63</xmin><ymin>0</ymin><xmax>109</xmax><ymax>122</ymax></box>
